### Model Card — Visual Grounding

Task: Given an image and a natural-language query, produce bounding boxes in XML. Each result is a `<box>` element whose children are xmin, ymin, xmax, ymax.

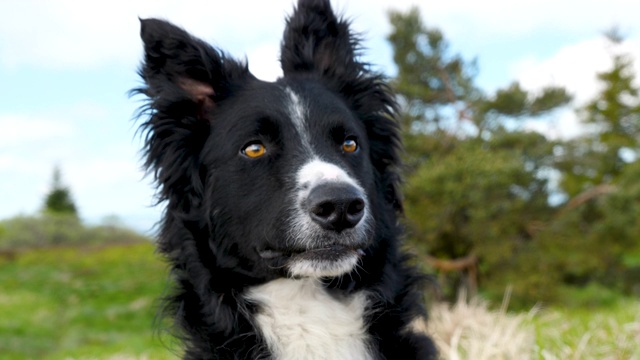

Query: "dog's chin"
<box><xmin>259</xmin><ymin>245</ymin><xmax>365</xmax><ymax>278</ymax></box>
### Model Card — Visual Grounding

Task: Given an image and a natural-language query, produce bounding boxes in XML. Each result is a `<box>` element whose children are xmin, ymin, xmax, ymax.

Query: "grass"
<box><xmin>427</xmin><ymin>294</ymin><xmax>537</xmax><ymax>359</ymax></box>
<box><xmin>0</xmin><ymin>242</ymin><xmax>178</xmax><ymax>360</ymax></box>
<box><xmin>532</xmin><ymin>301</ymin><xmax>640</xmax><ymax>360</ymax></box>
<box><xmin>1</xmin><ymin>241</ymin><xmax>638</xmax><ymax>359</ymax></box>
<box><xmin>427</xmin><ymin>292</ymin><xmax>640</xmax><ymax>360</ymax></box>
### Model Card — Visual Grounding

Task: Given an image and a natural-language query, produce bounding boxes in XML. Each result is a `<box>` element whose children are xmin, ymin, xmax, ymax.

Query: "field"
<box><xmin>0</xmin><ymin>243</ymin><xmax>173</xmax><ymax>360</ymax></box>
<box><xmin>0</xmin><ymin>242</ymin><xmax>638</xmax><ymax>359</ymax></box>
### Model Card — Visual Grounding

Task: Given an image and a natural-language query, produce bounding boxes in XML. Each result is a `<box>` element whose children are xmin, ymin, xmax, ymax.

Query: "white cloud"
<box><xmin>0</xmin><ymin>114</ymin><xmax>74</xmax><ymax>147</ymax></box>
<box><xmin>513</xmin><ymin>36</ymin><xmax>640</xmax><ymax>139</ymax></box>
<box><xmin>3</xmin><ymin>0</ymin><xmax>638</xmax><ymax>75</ymax></box>
<box><xmin>522</xmin><ymin>109</ymin><xmax>586</xmax><ymax>140</ymax></box>
<box><xmin>0</xmin><ymin>0</ymin><xmax>294</xmax><ymax>70</ymax></box>
<box><xmin>1</xmin><ymin>1</ymin><xmax>139</xmax><ymax>69</ymax></box>
<box><xmin>513</xmin><ymin>37</ymin><xmax>640</xmax><ymax>104</ymax></box>
<box><xmin>401</xmin><ymin>0</ymin><xmax>640</xmax><ymax>44</ymax></box>
<box><xmin>0</xmin><ymin>0</ymin><xmax>388</xmax><ymax>72</ymax></box>
<box><xmin>246</xmin><ymin>43</ymin><xmax>283</xmax><ymax>82</ymax></box>
<box><xmin>0</xmin><ymin>0</ymin><xmax>640</xmax><ymax>81</ymax></box>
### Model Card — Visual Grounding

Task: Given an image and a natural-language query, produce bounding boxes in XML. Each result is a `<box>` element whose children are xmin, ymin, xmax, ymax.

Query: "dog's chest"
<box><xmin>246</xmin><ymin>278</ymin><xmax>372</xmax><ymax>360</ymax></box>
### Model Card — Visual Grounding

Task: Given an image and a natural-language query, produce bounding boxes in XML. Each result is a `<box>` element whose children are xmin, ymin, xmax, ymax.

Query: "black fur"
<box><xmin>134</xmin><ymin>0</ymin><xmax>437</xmax><ymax>358</ymax></box>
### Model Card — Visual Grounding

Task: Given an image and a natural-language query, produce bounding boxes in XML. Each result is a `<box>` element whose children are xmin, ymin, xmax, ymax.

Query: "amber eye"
<box><xmin>242</xmin><ymin>142</ymin><xmax>266</xmax><ymax>158</ymax></box>
<box><xmin>342</xmin><ymin>138</ymin><xmax>358</xmax><ymax>153</ymax></box>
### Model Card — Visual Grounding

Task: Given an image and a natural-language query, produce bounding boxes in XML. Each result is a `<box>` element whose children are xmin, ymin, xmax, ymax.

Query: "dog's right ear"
<box><xmin>138</xmin><ymin>18</ymin><xmax>250</xmax><ymax>120</ymax></box>
<box><xmin>135</xmin><ymin>19</ymin><xmax>251</xmax><ymax>207</ymax></box>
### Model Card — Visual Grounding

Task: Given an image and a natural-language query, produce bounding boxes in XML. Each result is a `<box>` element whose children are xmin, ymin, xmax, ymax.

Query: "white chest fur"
<box><xmin>246</xmin><ymin>278</ymin><xmax>372</xmax><ymax>360</ymax></box>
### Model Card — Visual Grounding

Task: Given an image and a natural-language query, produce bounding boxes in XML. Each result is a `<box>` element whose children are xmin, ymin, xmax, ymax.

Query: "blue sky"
<box><xmin>1</xmin><ymin>0</ymin><xmax>639</xmax><ymax>233</ymax></box>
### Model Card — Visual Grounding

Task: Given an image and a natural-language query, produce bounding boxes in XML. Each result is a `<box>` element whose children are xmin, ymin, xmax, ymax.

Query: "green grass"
<box><xmin>532</xmin><ymin>300</ymin><xmax>640</xmax><ymax>359</ymax></box>
<box><xmin>0</xmin><ymin>243</ymin><xmax>178</xmax><ymax>360</ymax></box>
<box><xmin>1</xmin><ymin>242</ymin><xmax>638</xmax><ymax>359</ymax></box>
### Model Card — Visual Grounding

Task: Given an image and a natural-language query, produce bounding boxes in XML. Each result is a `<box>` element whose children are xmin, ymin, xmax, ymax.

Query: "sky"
<box><xmin>1</xmin><ymin>0</ymin><xmax>639</xmax><ymax>234</ymax></box>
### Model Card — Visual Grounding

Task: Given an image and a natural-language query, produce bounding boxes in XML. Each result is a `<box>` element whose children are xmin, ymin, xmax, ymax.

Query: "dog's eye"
<box><xmin>342</xmin><ymin>137</ymin><xmax>358</xmax><ymax>153</ymax></box>
<box><xmin>242</xmin><ymin>142</ymin><xmax>266</xmax><ymax>158</ymax></box>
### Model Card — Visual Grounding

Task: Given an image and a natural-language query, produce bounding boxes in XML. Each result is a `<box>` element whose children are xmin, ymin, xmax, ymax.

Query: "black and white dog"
<box><xmin>135</xmin><ymin>0</ymin><xmax>436</xmax><ymax>358</ymax></box>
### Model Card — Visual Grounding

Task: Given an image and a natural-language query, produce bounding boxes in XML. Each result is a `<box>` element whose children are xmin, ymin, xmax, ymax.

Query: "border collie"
<box><xmin>134</xmin><ymin>0</ymin><xmax>437</xmax><ymax>358</ymax></box>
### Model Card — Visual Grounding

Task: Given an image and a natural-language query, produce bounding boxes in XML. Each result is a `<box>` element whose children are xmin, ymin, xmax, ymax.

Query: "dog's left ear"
<box><xmin>280</xmin><ymin>0</ymin><xmax>359</xmax><ymax>81</ymax></box>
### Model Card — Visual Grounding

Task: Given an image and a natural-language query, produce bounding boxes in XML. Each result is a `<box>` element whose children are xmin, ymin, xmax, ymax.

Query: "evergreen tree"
<box><xmin>558</xmin><ymin>31</ymin><xmax>640</xmax><ymax>197</ymax></box>
<box><xmin>43</xmin><ymin>166</ymin><xmax>78</xmax><ymax>217</ymax></box>
<box><xmin>387</xmin><ymin>7</ymin><xmax>571</xmax><ymax>303</ymax></box>
<box><xmin>542</xmin><ymin>32</ymin><xmax>640</xmax><ymax>298</ymax></box>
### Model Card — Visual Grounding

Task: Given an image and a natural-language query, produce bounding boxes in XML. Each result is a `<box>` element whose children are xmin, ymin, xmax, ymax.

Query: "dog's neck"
<box><xmin>245</xmin><ymin>278</ymin><xmax>373</xmax><ymax>360</ymax></box>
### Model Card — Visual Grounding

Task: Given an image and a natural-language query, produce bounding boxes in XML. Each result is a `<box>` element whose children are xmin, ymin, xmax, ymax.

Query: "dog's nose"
<box><xmin>306</xmin><ymin>183</ymin><xmax>365</xmax><ymax>232</ymax></box>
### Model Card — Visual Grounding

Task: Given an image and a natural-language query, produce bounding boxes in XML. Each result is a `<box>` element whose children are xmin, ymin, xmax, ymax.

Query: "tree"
<box><xmin>541</xmin><ymin>33</ymin><xmax>640</xmax><ymax>299</ymax></box>
<box><xmin>557</xmin><ymin>31</ymin><xmax>640</xmax><ymax>197</ymax></box>
<box><xmin>388</xmin><ymin>8</ymin><xmax>571</xmax><ymax>145</ymax></box>
<box><xmin>387</xmin><ymin>7</ymin><xmax>571</xmax><ymax>304</ymax></box>
<box><xmin>43</xmin><ymin>166</ymin><xmax>78</xmax><ymax>217</ymax></box>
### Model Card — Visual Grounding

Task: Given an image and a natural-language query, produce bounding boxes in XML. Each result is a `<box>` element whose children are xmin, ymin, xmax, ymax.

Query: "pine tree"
<box><xmin>387</xmin><ymin>7</ymin><xmax>571</xmax><ymax>303</ymax></box>
<box><xmin>43</xmin><ymin>166</ymin><xmax>78</xmax><ymax>217</ymax></box>
<box><xmin>543</xmin><ymin>32</ymin><xmax>640</xmax><ymax>298</ymax></box>
<box><xmin>558</xmin><ymin>31</ymin><xmax>640</xmax><ymax>196</ymax></box>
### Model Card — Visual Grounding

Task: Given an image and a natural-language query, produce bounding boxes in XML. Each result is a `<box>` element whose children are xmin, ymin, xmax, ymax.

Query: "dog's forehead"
<box><xmin>282</xmin><ymin>81</ymin><xmax>359</xmax><ymax>129</ymax></box>
<box><xmin>230</xmin><ymin>79</ymin><xmax>355</xmax><ymax>130</ymax></box>
<box><xmin>279</xmin><ymin>79</ymin><xmax>350</xmax><ymax>112</ymax></box>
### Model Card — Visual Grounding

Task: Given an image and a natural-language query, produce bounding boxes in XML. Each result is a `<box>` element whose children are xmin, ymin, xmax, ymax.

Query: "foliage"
<box><xmin>0</xmin><ymin>214</ymin><xmax>149</xmax><ymax>250</ymax></box>
<box><xmin>42</xmin><ymin>166</ymin><xmax>78</xmax><ymax>217</ymax></box>
<box><xmin>531</xmin><ymin>36</ymin><xmax>640</xmax><ymax>303</ymax></box>
<box><xmin>537</xmin><ymin>160</ymin><xmax>640</xmax><ymax>298</ymax></box>
<box><xmin>388</xmin><ymin>7</ymin><xmax>478</xmax><ymax>135</ymax></box>
<box><xmin>556</xmin><ymin>33</ymin><xmax>640</xmax><ymax>197</ymax></box>
<box><xmin>388</xmin><ymin>7</ymin><xmax>570</xmax><ymax>304</ymax></box>
<box><xmin>388</xmin><ymin>8</ymin><xmax>640</xmax><ymax>308</ymax></box>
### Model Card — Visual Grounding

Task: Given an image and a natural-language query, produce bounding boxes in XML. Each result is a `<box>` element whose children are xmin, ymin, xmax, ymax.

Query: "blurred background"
<box><xmin>1</xmin><ymin>1</ymin><xmax>639</xmax><ymax>359</ymax></box>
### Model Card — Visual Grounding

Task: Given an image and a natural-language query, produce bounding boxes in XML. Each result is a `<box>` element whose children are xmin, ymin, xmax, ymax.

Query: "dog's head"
<box><xmin>135</xmin><ymin>0</ymin><xmax>401</xmax><ymax>281</ymax></box>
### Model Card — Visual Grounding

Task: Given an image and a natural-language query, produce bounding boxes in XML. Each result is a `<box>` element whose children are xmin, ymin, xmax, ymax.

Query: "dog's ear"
<box><xmin>139</xmin><ymin>18</ymin><xmax>250</xmax><ymax>120</ymax></box>
<box><xmin>280</xmin><ymin>0</ymin><xmax>359</xmax><ymax>80</ymax></box>
<box><xmin>135</xmin><ymin>19</ymin><xmax>251</xmax><ymax>208</ymax></box>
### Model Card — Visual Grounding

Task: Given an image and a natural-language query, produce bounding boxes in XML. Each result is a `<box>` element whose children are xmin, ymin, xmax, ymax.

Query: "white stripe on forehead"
<box><xmin>284</xmin><ymin>87</ymin><xmax>311</xmax><ymax>146</ymax></box>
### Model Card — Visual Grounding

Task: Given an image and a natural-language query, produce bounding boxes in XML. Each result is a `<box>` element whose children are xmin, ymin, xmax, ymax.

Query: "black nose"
<box><xmin>306</xmin><ymin>183</ymin><xmax>366</xmax><ymax>232</ymax></box>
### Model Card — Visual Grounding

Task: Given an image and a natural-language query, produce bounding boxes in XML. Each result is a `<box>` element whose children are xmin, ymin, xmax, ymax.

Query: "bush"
<box><xmin>0</xmin><ymin>214</ymin><xmax>149</xmax><ymax>250</ymax></box>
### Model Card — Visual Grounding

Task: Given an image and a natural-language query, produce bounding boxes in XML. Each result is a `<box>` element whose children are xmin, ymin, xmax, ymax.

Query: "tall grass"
<box><xmin>427</xmin><ymin>291</ymin><xmax>536</xmax><ymax>360</ymax></box>
<box><xmin>426</xmin><ymin>292</ymin><xmax>640</xmax><ymax>360</ymax></box>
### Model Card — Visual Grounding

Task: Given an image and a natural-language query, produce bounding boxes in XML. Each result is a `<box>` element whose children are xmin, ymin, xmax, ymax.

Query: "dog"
<box><xmin>134</xmin><ymin>0</ymin><xmax>437</xmax><ymax>358</ymax></box>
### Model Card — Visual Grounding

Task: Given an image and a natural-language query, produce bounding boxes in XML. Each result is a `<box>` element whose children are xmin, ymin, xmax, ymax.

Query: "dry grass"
<box><xmin>427</xmin><ymin>293</ymin><xmax>640</xmax><ymax>360</ymax></box>
<box><xmin>427</xmin><ymin>291</ymin><xmax>536</xmax><ymax>360</ymax></box>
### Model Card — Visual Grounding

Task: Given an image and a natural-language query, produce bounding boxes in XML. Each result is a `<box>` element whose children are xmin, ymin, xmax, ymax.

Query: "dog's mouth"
<box><xmin>258</xmin><ymin>245</ymin><xmax>366</xmax><ymax>261</ymax></box>
<box><xmin>259</xmin><ymin>244</ymin><xmax>366</xmax><ymax>278</ymax></box>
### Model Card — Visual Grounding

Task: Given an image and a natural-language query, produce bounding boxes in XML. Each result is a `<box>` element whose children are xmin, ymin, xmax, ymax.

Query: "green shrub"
<box><xmin>0</xmin><ymin>215</ymin><xmax>149</xmax><ymax>250</ymax></box>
